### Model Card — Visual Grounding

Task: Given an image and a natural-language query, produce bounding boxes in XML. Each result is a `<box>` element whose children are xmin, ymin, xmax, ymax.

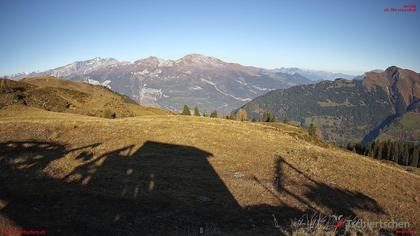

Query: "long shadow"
<box><xmin>275</xmin><ymin>156</ymin><xmax>384</xmax><ymax>216</ymax></box>
<box><xmin>361</xmin><ymin>113</ymin><xmax>399</xmax><ymax>144</ymax></box>
<box><xmin>245</xmin><ymin>156</ymin><xmax>386</xmax><ymax>235</ymax></box>
<box><xmin>0</xmin><ymin>142</ymin><xmax>386</xmax><ymax>235</ymax></box>
<box><xmin>0</xmin><ymin>141</ymin><xmax>244</xmax><ymax>235</ymax></box>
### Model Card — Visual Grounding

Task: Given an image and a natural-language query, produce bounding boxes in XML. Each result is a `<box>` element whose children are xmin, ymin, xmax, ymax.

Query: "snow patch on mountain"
<box><xmin>201</xmin><ymin>78</ymin><xmax>251</xmax><ymax>102</ymax></box>
<box><xmin>157</xmin><ymin>59</ymin><xmax>174</xmax><ymax>67</ymax></box>
<box><xmin>252</xmin><ymin>85</ymin><xmax>269</xmax><ymax>91</ymax></box>
<box><xmin>86</xmin><ymin>79</ymin><xmax>112</xmax><ymax>88</ymax></box>
<box><xmin>138</xmin><ymin>69</ymin><xmax>149</xmax><ymax>75</ymax></box>
<box><xmin>236</xmin><ymin>79</ymin><xmax>248</xmax><ymax>86</ymax></box>
<box><xmin>140</xmin><ymin>86</ymin><xmax>164</xmax><ymax>102</ymax></box>
<box><xmin>191</xmin><ymin>86</ymin><xmax>203</xmax><ymax>90</ymax></box>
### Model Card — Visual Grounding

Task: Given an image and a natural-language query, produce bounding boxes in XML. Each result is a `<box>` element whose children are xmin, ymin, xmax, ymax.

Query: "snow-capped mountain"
<box><xmin>60</xmin><ymin>57</ymin><xmax>119</xmax><ymax>77</ymax></box>
<box><xmin>272</xmin><ymin>67</ymin><xmax>356</xmax><ymax>81</ymax></box>
<box><xmin>10</xmin><ymin>54</ymin><xmax>312</xmax><ymax>113</ymax></box>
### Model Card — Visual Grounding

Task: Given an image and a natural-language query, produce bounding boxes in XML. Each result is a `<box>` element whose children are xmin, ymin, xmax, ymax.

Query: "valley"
<box><xmin>239</xmin><ymin>66</ymin><xmax>420</xmax><ymax>145</ymax></box>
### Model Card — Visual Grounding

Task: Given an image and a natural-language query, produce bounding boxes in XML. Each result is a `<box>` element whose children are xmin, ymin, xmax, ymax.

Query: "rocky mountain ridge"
<box><xmin>9</xmin><ymin>54</ymin><xmax>313</xmax><ymax>113</ymax></box>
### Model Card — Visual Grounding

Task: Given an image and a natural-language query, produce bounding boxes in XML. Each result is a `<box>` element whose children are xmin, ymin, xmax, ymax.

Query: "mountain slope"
<box><xmin>376</xmin><ymin>112</ymin><xmax>420</xmax><ymax>143</ymax></box>
<box><xmin>0</xmin><ymin>76</ymin><xmax>168</xmax><ymax>118</ymax></box>
<box><xmin>10</xmin><ymin>54</ymin><xmax>312</xmax><ymax>114</ymax></box>
<box><xmin>0</xmin><ymin>108</ymin><xmax>419</xmax><ymax>234</ymax></box>
<box><xmin>272</xmin><ymin>67</ymin><xmax>356</xmax><ymax>81</ymax></box>
<box><xmin>238</xmin><ymin>66</ymin><xmax>420</xmax><ymax>145</ymax></box>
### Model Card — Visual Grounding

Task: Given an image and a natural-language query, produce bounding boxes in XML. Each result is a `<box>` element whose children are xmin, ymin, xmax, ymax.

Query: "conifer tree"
<box><xmin>385</xmin><ymin>141</ymin><xmax>392</xmax><ymax>160</ymax></box>
<box><xmin>394</xmin><ymin>142</ymin><xmax>400</xmax><ymax>163</ymax></box>
<box><xmin>181</xmin><ymin>105</ymin><xmax>191</xmax><ymax>115</ymax></box>
<box><xmin>377</xmin><ymin>144</ymin><xmax>383</xmax><ymax>160</ymax></box>
<box><xmin>411</xmin><ymin>147</ymin><xmax>419</xmax><ymax>167</ymax></box>
<box><xmin>350</xmin><ymin>140</ymin><xmax>419</xmax><ymax>167</ymax></box>
<box><xmin>308</xmin><ymin>123</ymin><xmax>316</xmax><ymax>137</ymax></box>
<box><xmin>210</xmin><ymin>110</ymin><xmax>218</xmax><ymax>118</ymax></box>
<box><xmin>402</xmin><ymin>144</ymin><xmax>410</xmax><ymax>165</ymax></box>
<box><xmin>261</xmin><ymin>112</ymin><xmax>276</xmax><ymax>122</ymax></box>
<box><xmin>365</xmin><ymin>142</ymin><xmax>375</xmax><ymax>157</ymax></box>
<box><xmin>194</xmin><ymin>106</ymin><xmax>200</xmax><ymax>116</ymax></box>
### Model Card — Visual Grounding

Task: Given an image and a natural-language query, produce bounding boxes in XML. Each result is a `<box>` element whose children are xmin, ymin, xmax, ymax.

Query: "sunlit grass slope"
<box><xmin>0</xmin><ymin>76</ymin><xmax>169</xmax><ymax>118</ymax></box>
<box><xmin>0</xmin><ymin>108</ymin><xmax>418</xmax><ymax>235</ymax></box>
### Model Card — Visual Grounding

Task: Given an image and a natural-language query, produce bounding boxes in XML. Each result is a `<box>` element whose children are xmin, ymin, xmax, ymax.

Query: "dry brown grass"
<box><xmin>0</xmin><ymin>108</ymin><xmax>419</xmax><ymax>235</ymax></box>
<box><xmin>0</xmin><ymin>77</ymin><xmax>169</xmax><ymax>118</ymax></box>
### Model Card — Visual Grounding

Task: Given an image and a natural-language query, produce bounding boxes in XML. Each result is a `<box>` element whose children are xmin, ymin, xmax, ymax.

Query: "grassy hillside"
<box><xmin>376</xmin><ymin>112</ymin><xmax>420</xmax><ymax>143</ymax></box>
<box><xmin>0</xmin><ymin>76</ymin><xmax>168</xmax><ymax>118</ymax></box>
<box><xmin>238</xmin><ymin>67</ymin><xmax>420</xmax><ymax>146</ymax></box>
<box><xmin>239</xmin><ymin>79</ymin><xmax>394</xmax><ymax>146</ymax></box>
<box><xmin>0</xmin><ymin>108</ymin><xmax>419</xmax><ymax>235</ymax></box>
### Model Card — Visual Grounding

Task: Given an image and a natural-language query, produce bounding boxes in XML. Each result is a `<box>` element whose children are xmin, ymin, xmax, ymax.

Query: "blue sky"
<box><xmin>0</xmin><ymin>0</ymin><xmax>419</xmax><ymax>75</ymax></box>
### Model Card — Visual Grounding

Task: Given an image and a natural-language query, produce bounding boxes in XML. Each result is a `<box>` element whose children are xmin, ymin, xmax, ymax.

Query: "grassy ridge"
<box><xmin>0</xmin><ymin>108</ymin><xmax>419</xmax><ymax>234</ymax></box>
<box><xmin>0</xmin><ymin>76</ymin><xmax>169</xmax><ymax>118</ymax></box>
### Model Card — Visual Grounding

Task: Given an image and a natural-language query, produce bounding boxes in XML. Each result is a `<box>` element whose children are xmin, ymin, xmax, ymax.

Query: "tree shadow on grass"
<box><xmin>275</xmin><ymin>155</ymin><xmax>384</xmax><ymax>216</ymax></box>
<box><xmin>244</xmin><ymin>155</ymin><xmax>386</xmax><ymax>235</ymax></box>
<box><xmin>0</xmin><ymin>142</ymin><xmax>386</xmax><ymax>235</ymax></box>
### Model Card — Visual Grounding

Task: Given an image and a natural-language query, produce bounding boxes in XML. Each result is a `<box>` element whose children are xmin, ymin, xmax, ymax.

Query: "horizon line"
<box><xmin>3</xmin><ymin>53</ymin><xmax>418</xmax><ymax>77</ymax></box>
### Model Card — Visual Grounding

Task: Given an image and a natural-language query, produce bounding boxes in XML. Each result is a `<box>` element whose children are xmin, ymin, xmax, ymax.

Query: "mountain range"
<box><xmin>9</xmin><ymin>55</ymin><xmax>418</xmax><ymax>145</ymax></box>
<box><xmin>238</xmin><ymin>66</ymin><xmax>420</xmax><ymax>145</ymax></box>
<box><xmin>10</xmin><ymin>54</ymin><xmax>317</xmax><ymax>114</ymax></box>
<box><xmin>272</xmin><ymin>67</ymin><xmax>356</xmax><ymax>81</ymax></box>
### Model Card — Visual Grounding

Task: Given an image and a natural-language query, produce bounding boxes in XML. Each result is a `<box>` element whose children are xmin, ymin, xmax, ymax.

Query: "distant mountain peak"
<box><xmin>363</xmin><ymin>67</ymin><xmax>420</xmax><ymax>114</ymax></box>
<box><xmin>176</xmin><ymin>53</ymin><xmax>225</xmax><ymax>67</ymax></box>
<box><xmin>272</xmin><ymin>67</ymin><xmax>356</xmax><ymax>81</ymax></box>
<box><xmin>366</xmin><ymin>69</ymin><xmax>384</xmax><ymax>73</ymax></box>
<box><xmin>365</xmin><ymin>66</ymin><xmax>406</xmax><ymax>82</ymax></box>
<box><xmin>85</xmin><ymin>57</ymin><xmax>118</xmax><ymax>63</ymax></box>
<box><xmin>385</xmin><ymin>65</ymin><xmax>400</xmax><ymax>71</ymax></box>
<box><xmin>181</xmin><ymin>53</ymin><xmax>213</xmax><ymax>59</ymax></box>
<box><xmin>135</xmin><ymin>56</ymin><xmax>174</xmax><ymax>67</ymax></box>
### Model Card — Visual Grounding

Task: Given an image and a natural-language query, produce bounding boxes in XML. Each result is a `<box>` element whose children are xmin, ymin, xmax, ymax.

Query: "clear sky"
<box><xmin>1</xmin><ymin>0</ymin><xmax>419</xmax><ymax>75</ymax></box>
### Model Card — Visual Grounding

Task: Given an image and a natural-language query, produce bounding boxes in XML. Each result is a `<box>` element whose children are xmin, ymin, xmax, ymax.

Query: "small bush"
<box><xmin>103</xmin><ymin>109</ymin><xmax>116</xmax><ymax>119</ymax></box>
<box><xmin>236</xmin><ymin>108</ymin><xmax>248</xmax><ymax>121</ymax></box>
<box><xmin>225</xmin><ymin>112</ymin><xmax>234</xmax><ymax>120</ymax></box>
